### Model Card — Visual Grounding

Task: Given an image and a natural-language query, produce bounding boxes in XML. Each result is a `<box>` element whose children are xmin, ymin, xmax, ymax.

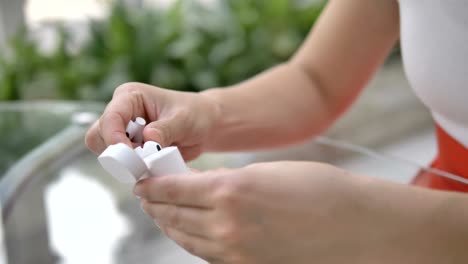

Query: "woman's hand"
<box><xmin>85</xmin><ymin>83</ymin><xmax>220</xmax><ymax>161</ymax></box>
<box><xmin>134</xmin><ymin>161</ymin><xmax>441</xmax><ymax>264</ymax></box>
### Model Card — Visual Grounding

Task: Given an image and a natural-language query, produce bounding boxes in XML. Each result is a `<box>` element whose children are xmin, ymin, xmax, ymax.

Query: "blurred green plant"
<box><xmin>0</xmin><ymin>0</ymin><xmax>326</xmax><ymax>102</ymax></box>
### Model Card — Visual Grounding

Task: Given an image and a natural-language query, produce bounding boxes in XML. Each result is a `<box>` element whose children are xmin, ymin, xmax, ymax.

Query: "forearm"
<box><xmin>358</xmin><ymin>177</ymin><xmax>468</xmax><ymax>263</ymax></box>
<box><xmin>201</xmin><ymin>62</ymin><xmax>336</xmax><ymax>152</ymax></box>
<box><xmin>200</xmin><ymin>0</ymin><xmax>399</xmax><ymax>152</ymax></box>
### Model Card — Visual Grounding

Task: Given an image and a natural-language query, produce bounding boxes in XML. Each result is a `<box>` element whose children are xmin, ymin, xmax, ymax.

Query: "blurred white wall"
<box><xmin>0</xmin><ymin>19</ymin><xmax>4</xmax><ymax>46</ymax></box>
<box><xmin>0</xmin><ymin>0</ymin><xmax>25</xmax><ymax>45</ymax></box>
<box><xmin>25</xmin><ymin>0</ymin><xmax>190</xmax><ymax>26</ymax></box>
<box><xmin>25</xmin><ymin>0</ymin><xmax>107</xmax><ymax>26</ymax></box>
<box><xmin>144</xmin><ymin>0</ymin><xmax>215</xmax><ymax>8</ymax></box>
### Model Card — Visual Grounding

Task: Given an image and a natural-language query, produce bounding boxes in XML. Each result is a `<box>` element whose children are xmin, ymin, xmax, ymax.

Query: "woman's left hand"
<box><xmin>134</xmin><ymin>161</ymin><xmax>434</xmax><ymax>264</ymax></box>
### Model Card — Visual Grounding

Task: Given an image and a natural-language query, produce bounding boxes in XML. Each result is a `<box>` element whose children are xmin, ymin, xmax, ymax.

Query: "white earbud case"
<box><xmin>98</xmin><ymin>117</ymin><xmax>187</xmax><ymax>183</ymax></box>
<box><xmin>98</xmin><ymin>142</ymin><xmax>188</xmax><ymax>183</ymax></box>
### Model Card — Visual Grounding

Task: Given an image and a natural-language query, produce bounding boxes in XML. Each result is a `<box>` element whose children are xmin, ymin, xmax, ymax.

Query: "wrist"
<box><xmin>199</xmin><ymin>88</ymin><xmax>226</xmax><ymax>151</ymax></box>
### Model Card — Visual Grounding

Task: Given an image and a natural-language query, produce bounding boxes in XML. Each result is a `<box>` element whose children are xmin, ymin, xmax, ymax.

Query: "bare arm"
<box><xmin>86</xmin><ymin>0</ymin><xmax>400</xmax><ymax>159</ymax></box>
<box><xmin>136</xmin><ymin>161</ymin><xmax>468</xmax><ymax>263</ymax></box>
<box><xmin>361</xmin><ymin>177</ymin><xmax>468</xmax><ymax>263</ymax></box>
<box><xmin>202</xmin><ymin>0</ymin><xmax>400</xmax><ymax>151</ymax></box>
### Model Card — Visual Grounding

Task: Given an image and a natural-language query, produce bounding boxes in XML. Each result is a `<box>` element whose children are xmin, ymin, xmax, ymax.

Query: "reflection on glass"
<box><xmin>45</xmin><ymin>168</ymin><xmax>131</xmax><ymax>264</ymax></box>
<box><xmin>0</xmin><ymin>109</ymin><xmax>71</xmax><ymax>174</ymax></box>
<box><xmin>0</xmin><ymin>102</ymin><xmax>103</xmax><ymax>176</ymax></box>
<box><xmin>0</xmin><ymin>204</ymin><xmax>5</xmax><ymax>264</ymax></box>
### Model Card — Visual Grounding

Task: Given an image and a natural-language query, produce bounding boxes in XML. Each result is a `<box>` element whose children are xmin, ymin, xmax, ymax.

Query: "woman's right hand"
<box><xmin>85</xmin><ymin>82</ymin><xmax>221</xmax><ymax>161</ymax></box>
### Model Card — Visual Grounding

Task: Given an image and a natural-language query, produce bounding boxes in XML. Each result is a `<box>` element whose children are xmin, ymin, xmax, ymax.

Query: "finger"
<box><xmin>189</xmin><ymin>167</ymin><xmax>201</xmax><ymax>173</ymax></box>
<box><xmin>143</xmin><ymin>115</ymin><xmax>188</xmax><ymax>147</ymax></box>
<box><xmin>141</xmin><ymin>201</ymin><xmax>213</xmax><ymax>238</ymax></box>
<box><xmin>99</xmin><ymin>95</ymin><xmax>139</xmax><ymax>147</ymax></box>
<box><xmin>85</xmin><ymin>120</ymin><xmax>107</xmax><ymax>154</ymax></box>
<box><xmin>162</xmin><ymin>226</ymin><xmax>223</xmax><ymax>263</ymax></box>
<box><xmin>178</xmin><ymin>144</ymin><xmax>203</xmax><ymax>162</ymax></box>
<box><xmin>134</xmin><ymin>172</ymin><xmax>222</xmax><ymax>208</ymax></box>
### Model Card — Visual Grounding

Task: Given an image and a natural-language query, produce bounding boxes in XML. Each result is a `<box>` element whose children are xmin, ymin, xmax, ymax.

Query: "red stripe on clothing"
<box><xmin>412</xmin><ymin>124</ymin><xmax>468</xmax><ymax>192</ymax></box>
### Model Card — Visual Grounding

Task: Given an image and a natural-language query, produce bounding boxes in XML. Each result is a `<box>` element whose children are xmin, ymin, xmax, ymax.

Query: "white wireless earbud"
<box><xmin>98</xmin><ymin>117</ymin><xmax>188</xmax><ymax>183</ymax></box>
<box><xmin>126</xmin><ymin>117</ymin><xmax>146</xmax><ymax>144</ymax></box>
<box><xmin>135</xmin><ymin>141</ymin><xmax>163</xmax><ymax>159</ymax></box>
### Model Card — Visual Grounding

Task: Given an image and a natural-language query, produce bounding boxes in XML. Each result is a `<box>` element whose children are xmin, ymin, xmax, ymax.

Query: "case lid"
<box><xmin>98</xmin><ymin>143</ymin><xmax>148</xmax><ymax>183</ymax></box>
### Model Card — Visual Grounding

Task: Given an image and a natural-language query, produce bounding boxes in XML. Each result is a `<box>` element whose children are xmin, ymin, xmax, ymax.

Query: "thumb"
<box><xmin>143</xmin><ymin>117</ymin><xmax>185</xmax><ymax>147</ymax></box>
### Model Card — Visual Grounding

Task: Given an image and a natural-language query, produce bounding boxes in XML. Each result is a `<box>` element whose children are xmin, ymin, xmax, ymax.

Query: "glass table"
<box><xmin>1</xmin><ymin>101</ymin><xmax>465</xmax><ymax>264</ymax></box>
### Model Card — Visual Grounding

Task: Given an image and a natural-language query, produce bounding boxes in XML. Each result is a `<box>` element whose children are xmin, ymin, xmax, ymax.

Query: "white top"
<box><xmin>399</xmin><ymin>1</ymin><xmax>468</xmax><ymax>148</ymax></box>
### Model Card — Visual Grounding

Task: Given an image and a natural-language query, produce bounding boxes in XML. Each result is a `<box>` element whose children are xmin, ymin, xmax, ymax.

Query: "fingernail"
<box><xmin>160</xmin><ymin>226</ymin><xmax>169</xmax><ymax>236</ymax></box>
<box><xmin>140</xmin><ymin>202</ymin><xmax>147</xmax><ymax>214</ymax></box>
<box><xmin>153</xmin><ymin>220</ymin><xmax>161</xmax><ymax>229</ymax></box>
<box><xmin>149</xmin><ymin>128</ymin><xmax>165</xmax><ymax>145</ymax></box>
<box><xmin>133</xmin><ymin>184</ymin><xmax>143</xmax><ymax>197</ymax></box>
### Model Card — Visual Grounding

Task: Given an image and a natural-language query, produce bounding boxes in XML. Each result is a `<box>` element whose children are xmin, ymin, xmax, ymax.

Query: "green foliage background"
<box><xmin>0</xmin><ymin>0</ymin><xmax>325</xmax><ymax>102</ymax></box>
